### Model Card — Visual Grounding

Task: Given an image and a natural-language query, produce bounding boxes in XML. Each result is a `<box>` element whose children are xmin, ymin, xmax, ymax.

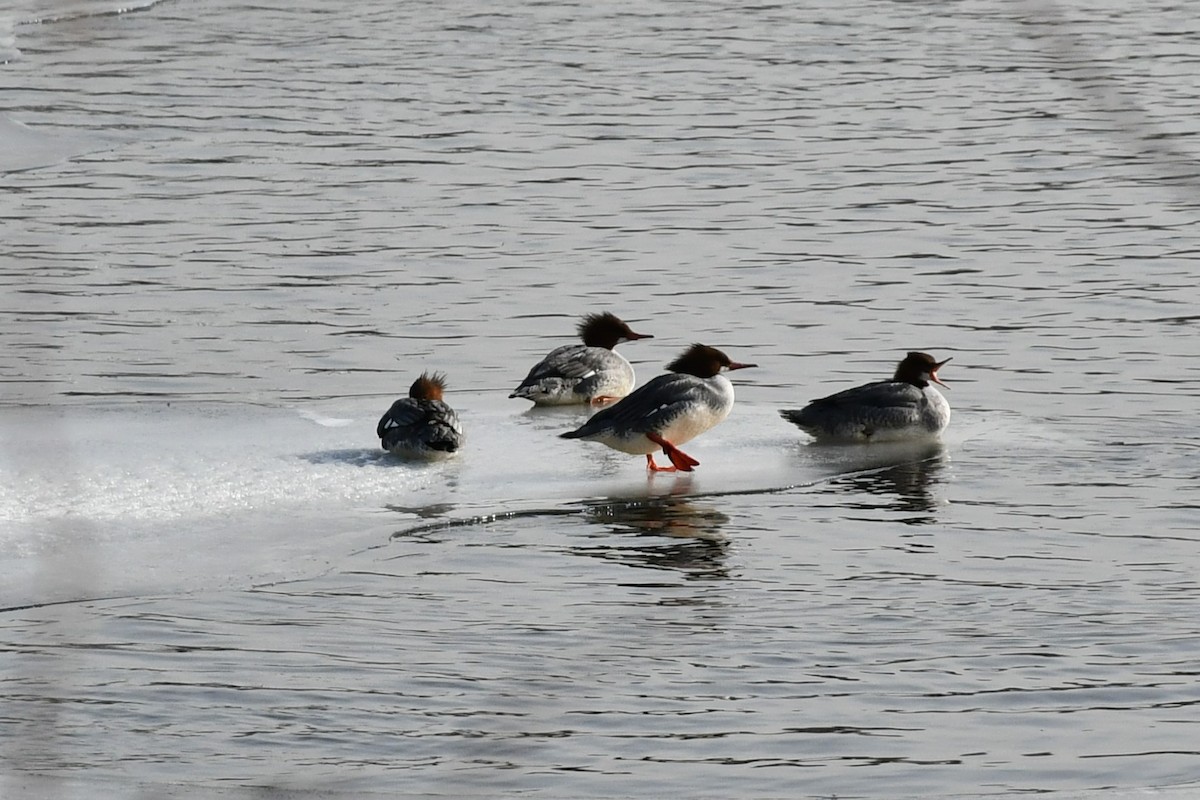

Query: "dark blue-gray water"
<box><xmin>3</xmin><ymin>0</ymin><xmax>1199</xmax><ymax>797</ymax></box>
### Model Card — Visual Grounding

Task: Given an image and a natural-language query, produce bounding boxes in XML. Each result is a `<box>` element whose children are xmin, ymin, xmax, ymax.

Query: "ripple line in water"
<box><xmin>384</xmin><ymin>452</ymin><xmax>947</xmax><ymax>541</ymax></box>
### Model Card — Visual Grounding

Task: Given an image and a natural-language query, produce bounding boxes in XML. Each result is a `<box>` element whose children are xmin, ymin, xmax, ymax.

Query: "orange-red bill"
<box><xmin>931</xmin><ymin>357</ymin><xmax>952</xmax><ymax>388</ymax></box>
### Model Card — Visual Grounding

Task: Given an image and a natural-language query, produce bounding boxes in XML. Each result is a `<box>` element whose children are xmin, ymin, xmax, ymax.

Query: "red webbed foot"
<box><xmin>647</xmin><ymin>432</ymin><xmax>699</xmax><ymax>472</ymax></box>
<box><xmin>646</xmin><ymin>454</ymin><xmax>677</xmax><ymax>472</ymax></box>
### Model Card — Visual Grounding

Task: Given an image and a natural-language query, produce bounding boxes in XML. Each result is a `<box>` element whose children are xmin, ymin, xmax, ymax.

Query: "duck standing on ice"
<box><xmin>378</xmin><ymin>372</ymin><xmax>464</xmax><ymax>457</ymax></box>
<box><xmin>560</xmin><ymin>343</ymin><xmax>756</xmax><ymax>472</ymax></box>
<box><xmin>780</xmin><ymin>351</ymin><xmax>951</xmax><ymax>443</ymax></box>
<box><xmin>510</xmin><ymin>312</ymin><xmax>653</xmax><ymax>406</ymax></box>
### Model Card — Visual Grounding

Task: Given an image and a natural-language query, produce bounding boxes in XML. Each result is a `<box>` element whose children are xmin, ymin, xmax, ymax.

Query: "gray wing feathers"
<box><xmin>806</xmin><ymin>381</ymin><xmax>923</xmax><ymax>411</ymax></box>
<box><xmin>567</xmin><ymin>374</ymin><xmax>700</xmax><ymax>437</ymax></box>
<box><xmin>515</xmin><ymin>344</ymin><xmax>599</xmax><ymax>387</ymax></box>
<box><xmin>377</xmin><ymin>398</ymin><xmax>423</xmax><ymax>439</ymax></box>
<box><xmin>781</xmin><ymin>381</ymin><xmax>926</xmax><ymax>436</ymax></box>
<box><xmin>379</xmin><ymin>398</ymin><xmax>464</xmax><ymax>452</ymax></box>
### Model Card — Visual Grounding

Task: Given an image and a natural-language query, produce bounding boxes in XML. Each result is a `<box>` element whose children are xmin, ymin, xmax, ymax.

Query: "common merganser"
<box><xmin>510</xmin><ymin>312</ymin><xmax>653</xmax><ymax>406</ymax></box>
<box><xmin>560</xmin><ymin>343</ymin><xmax>756</xmax><ymax>472</ymax></box>
<box><xmin>780</xmin><ymin>351</ymin><xmax>951</xmax><ymax>443</ymax></box>
<box><xmin>378</xmin><ymin>372</ymin><xmax>464</xmax><ymax>457</ymax></box>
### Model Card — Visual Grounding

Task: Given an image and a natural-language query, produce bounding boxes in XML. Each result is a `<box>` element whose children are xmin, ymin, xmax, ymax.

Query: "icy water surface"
<box><xmin>2</xmin><ymin>0</ymin><xmax>1200</xmax><ymax>797</ymax></box>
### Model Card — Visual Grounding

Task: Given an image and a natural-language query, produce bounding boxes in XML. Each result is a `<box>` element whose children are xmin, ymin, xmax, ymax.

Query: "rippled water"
<box><xmin>3</xmin><ymin>0</ymin><xmax>1200</xmax><ymax>797</ymax></box>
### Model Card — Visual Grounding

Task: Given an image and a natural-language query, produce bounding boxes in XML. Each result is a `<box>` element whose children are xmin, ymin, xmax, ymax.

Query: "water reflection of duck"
<box><xmin>384</xmin><ymin>502</ymin><xmax>456</xmax><ymax>519</ymax></box>
<box><xmin>575</xmin><ymin>497</ymin><xmax>731</xmax><ymax>579</ymax></box>
<box><xmin>808</xmin><ymin>441</ymin><xmax>948</xmax><ymax>522</ymax></box>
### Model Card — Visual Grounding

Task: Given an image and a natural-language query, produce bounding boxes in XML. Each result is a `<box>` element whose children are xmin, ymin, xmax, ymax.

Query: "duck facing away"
<box><xmin>780</xmin><ymin>351</ymin><xmax>951</xmax><ymax>443</ymax></box>
<box><xmin>560</xmin><ymin>343</ymin><xmax>756</xmax><ymax>472</ymax></box>
<box><xmin>510</xmin><ymin>312</ymin><xmax>653</xmax><ymax>406</ymax></box>
<box><xmin>378</xmin><ymin>372</ymin><xmax>464</xmax><ymax>457</ymax></box>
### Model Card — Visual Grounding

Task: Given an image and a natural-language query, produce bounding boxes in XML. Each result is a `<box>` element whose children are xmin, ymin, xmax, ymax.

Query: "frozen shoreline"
<box><xmin>5</xmin><ymin>396</ymin><xmax>927</xmax><ymax>608</ymax></box>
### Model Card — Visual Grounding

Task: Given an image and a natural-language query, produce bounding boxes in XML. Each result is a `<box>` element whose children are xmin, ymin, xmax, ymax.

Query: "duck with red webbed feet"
<box><xmin>560</xmin><ymin>343</ymin><xmax>756</xmax><ymax>472</ymax></box>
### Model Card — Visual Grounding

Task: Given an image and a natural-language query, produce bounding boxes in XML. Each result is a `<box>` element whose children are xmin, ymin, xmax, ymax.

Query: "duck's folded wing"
<box><xmin>576</xmin><ymin>374</ymin><xmax>698</xmax><ymax>434</ymax></box>
<box><xmin>429</xmin><ymin>400</ymin><xmax>464</xmax><ymax>436</ymax></box>
<box><xmin>806</xmin><ymin>380</ymin><xmax>922</xmax><ymax>411</ymax></box>
<box><xmin>516</xmin><ymin>344</ymin><xmax>596</xmax><ymax>386</ymax></box>
<box><xmin>377</xmin><ymin>398</ymin><xmax>424</xmax><ymax>438</ymax></box>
